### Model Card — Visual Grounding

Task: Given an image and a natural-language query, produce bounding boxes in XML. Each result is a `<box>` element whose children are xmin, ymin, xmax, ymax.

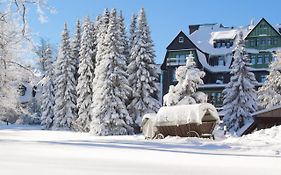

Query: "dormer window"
<box><xmin>179</xmin><ymin>36</ymin><xmax>184</xmax><ymax>43</ymax></box>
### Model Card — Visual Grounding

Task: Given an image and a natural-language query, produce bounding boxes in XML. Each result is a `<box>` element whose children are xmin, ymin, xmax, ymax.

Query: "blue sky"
<box><xmin>28</xmin><ymin>0</ymin><xmax>281</xmax><ymax>64</ymax></box>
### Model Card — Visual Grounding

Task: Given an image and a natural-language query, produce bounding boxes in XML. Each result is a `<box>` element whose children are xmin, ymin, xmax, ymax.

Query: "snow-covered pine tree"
<box><xmin>163</xmin><ymin>54</ymin><xmax>207</xmax><ymax>106</ymax></box>
<box><xmin>127</xmin><ymin>8</ymin><xmax>161</xmax><ymax>132</ymax></box>
<box><xmin>75</xmin><ymin>17</ymin><xmax>96</xmax><ymax>132</ymax></box>
<box><xmin>258</xmin><ymin>52</ymin><xmax>281</xmax><ymax>109</ymax></box>
<box><xmin>53</xmin><ymin>23</ymin><xmax>78</xmax><ymax>130</ymax></box>
<box><xmin>71</xmin><ymin>19</ymin><xmax>81</xmax><ymax>80</ymax></box>
<box><xmin>90</xmin><ymin>9</ymin><xmax>133</xmax><ymax>136</ymax></box>
<box><xmin>41</xmin><ymin>44</ymin><xmax>55</xmax><ymax>129</ymax></box>
<box><xmin>222</xmin><ymin>31</ymin><xmax>258</xmax><ymax>132</ymax></box>
<box><xmin>117</xmin><ymin>11</ymin><xmax>129</xmax><ymax>64</ymax></box>
<box><xmin>129</xmin><ymin>14</ymin><xmax>137</xmax><ymax>52</ymax></box>
<box><xmin>95</xmin><ymin>9</ymin><xmax>110</xmax><ymax>67</ymax></box>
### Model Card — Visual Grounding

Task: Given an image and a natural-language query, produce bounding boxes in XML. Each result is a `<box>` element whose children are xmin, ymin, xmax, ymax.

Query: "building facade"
<box><xmin>161</xmin><ymin>18</ymin><xmax>281</xmax><ymax>108</ymax></box>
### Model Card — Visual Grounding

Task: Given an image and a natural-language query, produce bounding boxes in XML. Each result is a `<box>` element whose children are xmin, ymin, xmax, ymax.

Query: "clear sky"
<box><xmin>28</xmin><ymin>0</ymin><xmax>281</xmax><ymax>64</ymax></box>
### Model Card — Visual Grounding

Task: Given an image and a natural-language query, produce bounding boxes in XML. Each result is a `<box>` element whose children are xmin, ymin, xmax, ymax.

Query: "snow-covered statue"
<box><xmin>163</xmin><ymin>54</ymin><xmax>207</xmax><ymax>106</ymax></box>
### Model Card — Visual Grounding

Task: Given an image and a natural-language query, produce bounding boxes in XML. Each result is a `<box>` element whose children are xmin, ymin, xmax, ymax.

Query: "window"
<box><xmin>261</xmin><ymin>38</ymin><xmax>266</xmax><ymax>46</ymax></box>
<box><xmin>218</xmin><ymin>57</ymin><xmax>224</xmax><ymax>66</ymax></box>
<box><xmin>226</xmin><ymin>42</ymin><xmax>230</xmax><ymax>48</ymax></box>
<box><xmin>264</xmin><ymin>54</ymin><xmax>270</xmax><ymax>64</ymax></box>
<box><xmin>256</xmin><ymin>39</ymin><xmax>260</xmax><ymax>46</ymax></box>
<box><xmin>217</xmin><ymin>42</ymin><xmax>221</xmax><ymax>48</ymax></box>
<box><xmin>179</xmin><ymin>36</ymin><xmax>184</xmax><ymax>43</ymax></box>
<box><xmin>267</xmin><ymin>38</ymin><xmax>272</xmax><ymax>45</ymax></box>
<box><xmin>250</xmin><ymin>39</ymin><xmax>255</xmax><ymax>47</ymax></box>
<box><xmin>260</xmin><ymin>75</ymin><xmax>267</xmax><ymax>83</ymax></box>
<box><xmin>257</xmin><ymin>55</ymin><xmax>263</xmax><ymax>64</ymax></box>
<box><xmin>251</xmin><ymin>55</ymin><xmax>256</xmax><ymax>65</ymax></box>
<box><xmin>172</xmin><ymin>69</ymin><xmax>177</xmax><ymax>82</ymax></box>
<box><xmin>273</xmin><ymin>38</ymin><xmax>278</xmax><ymax>45</ymax></box>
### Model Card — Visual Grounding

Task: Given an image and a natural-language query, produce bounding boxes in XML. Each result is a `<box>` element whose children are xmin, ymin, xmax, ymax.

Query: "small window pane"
<box><xmin>257</xmin><ymin>55</ymin><xmax>263</xmax><ymax>64</ymax></box>
<box><xmin>265</xmin><ymin>55</ymin><xmax>270</xmax><ymax>64</ymax></box>
<box><xmin>251</xmin><ymin>55</ymin><xmax>256</xmax><ymax>65</ymax></box>
<box><xmin>179</xmin><ymin>37</ymin><xmax>184</xmax><ymax>43</ymax></box>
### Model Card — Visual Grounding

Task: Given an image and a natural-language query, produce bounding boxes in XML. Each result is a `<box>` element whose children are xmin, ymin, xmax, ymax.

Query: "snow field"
<box><xmin>0</xmin><ymin>125</ymin><xmax>280</xmax><ymax>175</ymax></box>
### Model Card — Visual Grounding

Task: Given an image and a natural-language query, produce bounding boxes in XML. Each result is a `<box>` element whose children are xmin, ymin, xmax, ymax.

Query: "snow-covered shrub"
<box><xmin>163</xmin><ymin>54</ymin><xmax>207</xmax><ymax>106</ymax></box>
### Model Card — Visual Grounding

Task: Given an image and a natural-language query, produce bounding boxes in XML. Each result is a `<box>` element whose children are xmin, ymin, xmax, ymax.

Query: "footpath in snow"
<box><xmin>0</xmin><ymin>124</ymin><xmax>280</xmax><ymax>175</ymax></box>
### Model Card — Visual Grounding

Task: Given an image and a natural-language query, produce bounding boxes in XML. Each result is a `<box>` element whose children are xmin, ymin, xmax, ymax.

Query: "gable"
<box><xmin>245</xmin><ymin>18</ymin><xmax>281</xmax><ymax>39</ymax></box>
<box><xmin>166</xmin><ymin>31</ymin><xmax>198</xmax><ymax>50</ymax></box>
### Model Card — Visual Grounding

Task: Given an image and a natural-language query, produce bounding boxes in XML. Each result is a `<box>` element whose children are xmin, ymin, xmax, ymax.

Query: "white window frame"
<box><xmin>179</xmin><ymin>36</ymin><xmax>184</xmax><ymax>43</ymax></box>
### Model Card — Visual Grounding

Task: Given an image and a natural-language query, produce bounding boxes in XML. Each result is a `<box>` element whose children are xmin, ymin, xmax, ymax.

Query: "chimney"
<box><xmin>189</xmin><ymin>25</ymin><xmax>200</xmax><ymax>35</ymax></box>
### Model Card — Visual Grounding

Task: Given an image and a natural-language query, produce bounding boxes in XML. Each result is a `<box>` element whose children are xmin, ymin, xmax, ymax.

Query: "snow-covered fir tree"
<box><xmin>90</xmin><ymin>9</ymin><xmax>133</xmax><ymax>136</ymax></box>
<box><xmin>163</xmin><ymin>54</ymin><xmax>207</xmax><ymax>106</ymax></box>
<box><xmin>53</xmin><ymin>23</ymin><xmax>78</xmax><ymax>130</ymax></box>
<box><xmin>71</xmin><ymin>19</ymin><xmax>81</xmax><ymax>80</ymax></box>
<box><xmin>127</xmin><ymin>8</ymin><xmax>161</xmax><ymax>132</ymax></box>
<box><xmin>41</xmin><ymin>44</ymin><xmax>55</xmax><ymax>129</ymax></box>
<box><xmin>222</xmin><ymin>32</ymin><xmax>258</xmax><ymax>132</ymax></box>
<box><xmin>117</xmin><ymin>11</ymin><xmax>129</xmax><ymax>64</ymax></box>
<box><xmin>75</xmin><ymin>17</ymin><xmax>96</xmax><ymax>132</ymax></box>
<box><xmin>258</xmin><ymin>51</ymin><xmax>281</xmax><ymax>109</ymax></box>
<box><xmin>95</xmin><ymin>9</ymin><xmax>110</xmax><ymax>67</ymax></box>
<box><xmin>129</xmin><ymin>14</ymin><xmax>137</xmax><ymax>52</ymax></box>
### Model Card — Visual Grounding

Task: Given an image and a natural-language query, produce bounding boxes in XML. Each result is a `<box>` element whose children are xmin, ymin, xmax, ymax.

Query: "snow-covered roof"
<box><xmin>251</xmin><ymin>104</ymin><xmax>281</xmax><ymax>116</ymax></box>
<box><xmin>189</xmin><ymin>24</ymin><xmax>250</xmax><ymax>55</ymax></box>
<box><xmin>212</xmin><ymin>30</ymin><xmax>237</xmax><ymax>41</ymax></box>
<box><xmin>189</xmin><ymin>24</ymin><xmax>237</xmax><ymax>55</ymax></box>
<box><xmin>196</xmin><ymin>50</ymin><xmax>231</xmax><ymax>72</ymax></box>
<box><xmin>155</xmin><ymin>103</ymin><xmax>220</xmax><ymax>126</ymax></box>
<box><xmin>246</xmin><ymin>47</ymin><xmax>281</xmax><ymax>54</ymax></box>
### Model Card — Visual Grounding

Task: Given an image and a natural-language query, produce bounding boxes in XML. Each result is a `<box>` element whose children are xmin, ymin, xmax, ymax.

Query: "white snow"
<box><xmin>196</xmin><ymin>50</ymin><xmax>231</xmax><ymax>72</ymax></box>
<box><xmin>212</xmin><ymin>30</ymin><xmax>237</xmax><ymax>41</ymax></box>
<box><xmin>156</xmin><ymin>103</ymin><xmax>220</xmax><ymax>126</ymax></box>
<box><xmin>0</xmin><ymin>124</ymin><xmax>280</xmax><ymax>175</ymax></box>
<box><xmin>189</xmin><ymin>24</ymin><xmax>236</xmax><ymax>55</ymax></box>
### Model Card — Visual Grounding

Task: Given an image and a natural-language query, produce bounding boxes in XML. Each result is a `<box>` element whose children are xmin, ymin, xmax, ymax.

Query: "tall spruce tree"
<box><xmin>129</xmin><ymin>14</ymin><xmax>137</xmax><ymax>51</ymax></box>
<box><xmin>95</xmin><ymin>9</ymin><xmax>110</xmax><ymax>67</ymax></box>
<box><xmin>90</xmin><ymin>9</ymin><xmax>133</xmax><ymax>136</ymax></box>
<box><xmin>258</xmin><ymin>52</ymin><xmax>281</xmax><ymax>109</ymax></box>
<box><xmin>222</xmin><ymin>32</ymin><xmax>258</xmax><ymax>132</ymax></box>
<box><xmin>117</xmin><ymin>11</ymin><xmax>129</xmax><ymax>64</ymax></box>
<box><xmin>71</xmin><ymin>20</ymin><xmax>81</xmax><ymax>80</ymax></box>
<box><xmin>41</xmin><ymin>44</ymin><xmax>55</xmax><ymax>129</ymax></box>
<box><xmin>53</xmin><ymin>23</ymin><xmax>78</xmax><ymax>129</ymax></box>
<box><xmin>75</xmin><ymin>17</ymin><xmax>96</xmax><ymax>132</ymax></box>
<box><xmin>127</xmin><ymin>8</ymin><xmax>161</xmax><ymax>132</ymax></box>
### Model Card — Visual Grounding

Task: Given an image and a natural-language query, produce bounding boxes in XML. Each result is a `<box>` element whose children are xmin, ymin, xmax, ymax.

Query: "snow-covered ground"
<box><xmin>0</xmin><ymin>125</ymin><xmax>280</xmax><ymax>175</ymax></box>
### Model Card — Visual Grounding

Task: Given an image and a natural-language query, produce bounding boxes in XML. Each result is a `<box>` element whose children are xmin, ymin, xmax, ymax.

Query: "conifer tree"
<box><xmin>53</xmin><ymin>23</ymin><xmax>78</xmax><ymax>129</ymax></box>
<box><xmin>117</xmin><ymin>11</ymin><xmax>129</xmax><ymax>64</ymax></box>
<box><xmin>258</xmin><ymin>52</ymin><xmax>281</xmax><ymax>109</ymax></box>
<box><xmin>127</xmin><ymin>8</ymin><xmax>161</xmax><ymax>132</ymax></box>
<box><xmin>75</xmin><ymin>17</ymin><xmax>96</xmax><ymax>132</ymax></box>
<box><xmin>41</xmin><ymin>44</ymin><xmax>55</xmax><ymax>129</ymax></box>
<box><xmin>129</xmin><ymin>14</ymin><xmax>137</xmax><ymax>51</ymax></box>
<box><xmin>90</xmin><ymin>9</ymin><xmax>133</xmax><ymax>136</ymax></box>
<box><xmin>95</xmin><ymin>9</ymin><xmax>110</xmax><ymax>67</ymax></box>
<box><xmin>222</xmin><ymin>32</ymin><xmax>258</xmax><ymax>132</ymax></box>
<box><xmin>163</xmin><ymin>54</ymin><xmax>207</xmax><ymax>106</ymax></box>
<box><xmin>71</xmin><ymin>20</ymin><xmax>81</xmax><ymax>80</ymax></box>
